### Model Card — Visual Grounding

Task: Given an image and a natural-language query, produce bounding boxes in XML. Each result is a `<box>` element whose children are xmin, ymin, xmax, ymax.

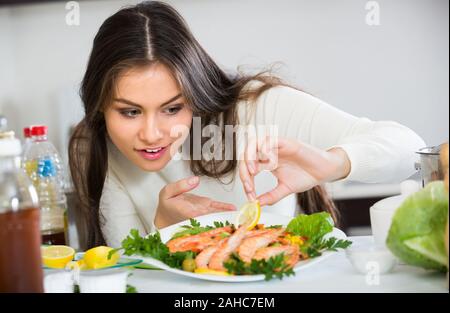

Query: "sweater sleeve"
<box><xmin>99</xmin><ymin>171</ymin><xmax>147</xmax><ymax>248</ymax></box>
<box><xmin>251</xmin><ymin>85</ymin><xmax>426</xmax><ymax>183</ymax></box>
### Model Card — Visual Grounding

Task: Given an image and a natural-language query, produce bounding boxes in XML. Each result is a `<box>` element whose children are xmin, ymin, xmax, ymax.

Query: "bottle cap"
<box><xmin>23</xmin><ymin>127</ymin><xmax>31</xmax><ymax>138</ymax></box>
<box><xmin>31</xmin><ymin>125</ymin><xmax>48</xmax><ymax>136</ymax></box>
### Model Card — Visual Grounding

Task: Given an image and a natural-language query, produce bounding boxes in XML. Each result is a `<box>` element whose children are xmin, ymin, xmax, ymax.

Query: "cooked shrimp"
<box><xmin>208</xmin><ymin>224</ymin><xmax>248</xmax><ymax>271</ymax></box>
<box><xmin>166</xmin><ymin>226</ymin><xmax>232</xmax><ymax>253</ymax></box>
<box><xmin>238</xmin><ymin>229</ymin><xmax>284</xmax><ymax>263</ymax></box>
<box><xmin>245</xmin><ymin>229</ymin><xmax>273</xmax><ymax>238</ymax></box>
<box><xmin>253</xmin><ymin>245</ymin><xmax>300</xmax><ymax>268</ymax></box>
<box><xmin>173</xmin><ymin>235</ymin><xmax>219</xmax><ymax>253</ymax></box>
<box><xmin>195</xmin><ymin>244</ymin><xmax>220</xmax><ymax>269</ymax></box>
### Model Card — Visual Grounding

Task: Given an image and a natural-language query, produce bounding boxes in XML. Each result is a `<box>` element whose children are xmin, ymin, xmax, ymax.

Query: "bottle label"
<box><xmin>38</xmin><ymin>158</ymin><xmax>56</xmax><ymax>178</ymax></box>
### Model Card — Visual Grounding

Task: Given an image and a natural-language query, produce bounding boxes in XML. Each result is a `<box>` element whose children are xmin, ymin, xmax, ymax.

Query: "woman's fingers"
<box><xmin>250</xmin><ymin>135</ymin><xmax>279</xmax><ymax>173</ymax></box>
<box><xmin>257</xmin><ymin>183</ymin><xmax>292</xmax><ymax>206</ymax></box>
<box><xmin>239</xmin><ymin>136</ymin><xmax>281</xmax><ymax>201</ymax></box>
<box><xmin>160</xmin><ymin>176</ymin><xmax>200</xmax><ymax>200</ymax></box>
<box><xmin>173</xmin><ymin>195</ymin><xmax>236</xmax><ymax>218</ymax></box>
<box><xmin>210</xmin><ymin>201</ymin><xmax>236</xmax><ymax>212</ymax></box>
<box><xmin>239</xmin><ymin>160</ymin><xmax>256</xmax><ymax>201</ymax></box>
<box><xmin>245</xmin><ymin>136</ymin><xmax>258</xmax><ymax>175</ymax></box>
<box><xmin>257</xmin><ymin>150</ymin><xmax>278</xmax><ymax>172</ymax></box>
<box><xmin>239</xmin><ymin>139</ymin><xmax>258</xmax><ymax>201</ymax></box>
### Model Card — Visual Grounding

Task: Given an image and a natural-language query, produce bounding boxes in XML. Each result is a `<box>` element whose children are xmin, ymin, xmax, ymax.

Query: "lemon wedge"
<box><xmin>42</xmin><ymin>245</ymin><xmax>75</xmax><ymax>269</ymax></box>
<box><xmin>235</xmin><ymin>200</ymin><xmax>261</xmax><ymax>230</ymax></box>
<box><xmin>194</xmin><ymin>268</ymin><xmax>231</xmax><ymax>276</ymax></box>
<box><xmin>83</xmin><ymin>246</ymin><xmax>119</xmax><ymax>269</ymax></box>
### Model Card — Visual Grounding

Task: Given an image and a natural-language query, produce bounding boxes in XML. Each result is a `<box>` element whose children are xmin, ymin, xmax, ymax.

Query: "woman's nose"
<box><xmin>139</xmin><ymin>115</ymin><xmax>164</xmax><ymax>143</ymax></box>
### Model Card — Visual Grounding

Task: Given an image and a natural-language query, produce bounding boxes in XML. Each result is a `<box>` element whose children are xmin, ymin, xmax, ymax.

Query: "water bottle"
<box><xmin>0</xmin><ymin>131</ymin><xmax>44</xmax><ymax>292</ymax></box>
<box><xmin>22</xmin><ymin>127</ymin><xmax>32</xmax><ymax>157</ymax></box>
<box><xmin>22</xmin><ymin>125</ymin><xmax>68</xmax><ymax>245</ymax></box>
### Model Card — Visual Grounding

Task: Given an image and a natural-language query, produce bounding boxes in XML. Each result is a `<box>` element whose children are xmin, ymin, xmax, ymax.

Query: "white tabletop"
<box><xmin>128</xmin><ymin>236</ymin><xmax>448</xmax><ymax>293</ymax></box>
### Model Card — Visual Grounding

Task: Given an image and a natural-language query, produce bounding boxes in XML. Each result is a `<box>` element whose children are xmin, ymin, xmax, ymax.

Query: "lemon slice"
<box><xmin>42</xmin><ymin>245</ymin><xmax>75</xmax><ymax>269</ymax></box>
<box><xmin>83</xmin><ymin>246</ymin><xmax>119</xmax><ymax>269</ymax></box>
<box><xmin>235</xmin><ymin>200</ymin><xmax>261</xmax><ymax>230</ymax></box>
<box><xmin>194</xmin><ymin>268</ymin><xmax>231</xmax><ymax>276</ymax></box>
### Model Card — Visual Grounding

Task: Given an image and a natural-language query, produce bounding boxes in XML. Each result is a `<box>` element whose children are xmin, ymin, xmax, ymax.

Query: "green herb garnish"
<box><xmin>303</xmin><ymin>237</ymin><xmax>352</xmax><ymax>258</ymax></box>
<box><xmin>224</xmin><ymin>253</ymin><xmax>295</xmax><ymax>281</ymax></box>
<box><xmin>112</xmin><ymin>229</ymin><xmax>196</xmax><ymax>269</ymax></box>
<box><xmin>266</xmin><ymin>225</ymin><xmax>283</xmax><ymax>229</ymax></box>
<box><xmin>170</xmin><ymin>219</ymin><xmax>231</xmax><ymax>240</ymax></box>
<box><xmin>219</xmin><ymin>232</ymin><xmax>231</xmax><ymax>239</ymax></box>
<box><xmin>126</xmin><ymin>284</ymin><xmax>138</xmax><ymax>293</ymax></box>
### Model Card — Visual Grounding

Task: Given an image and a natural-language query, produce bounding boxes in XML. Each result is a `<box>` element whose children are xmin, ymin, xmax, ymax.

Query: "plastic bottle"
<box><xmin>22</xmin><ymin>125</ymin><xmax>68</xmax><ymax>245</ymax></box>
<box><xmin>21</xmin><ymin>126</ymin><xmax>34</xmax><ymax>159</ymax></box>
<box><xmin>0</xmin><ymin>131</ymin><xmax>44</xmax><ymax>292</ymax></box>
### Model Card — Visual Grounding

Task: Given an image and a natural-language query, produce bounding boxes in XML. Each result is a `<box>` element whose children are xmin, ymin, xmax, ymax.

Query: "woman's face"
<box><xmin>104</xmin><ymin>63</ymin><xmax>193</xmax><ymax>171</ymax></box>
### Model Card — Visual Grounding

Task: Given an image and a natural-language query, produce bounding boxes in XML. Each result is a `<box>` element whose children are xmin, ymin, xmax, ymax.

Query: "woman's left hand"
<box><xmin>239</xmin><ymin>136</ymin><xmax>351</xmax><ymax>206</ymax></box>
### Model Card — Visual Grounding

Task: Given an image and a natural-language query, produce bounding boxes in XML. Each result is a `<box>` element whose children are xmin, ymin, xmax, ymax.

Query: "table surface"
<box><xmin>128</xmin><ymin>236</ymin><xmax>448</xmax><ymax>293</ymax></box>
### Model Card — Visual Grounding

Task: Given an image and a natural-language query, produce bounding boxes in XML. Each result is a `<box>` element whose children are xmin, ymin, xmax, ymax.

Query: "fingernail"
<box><xmin>244</xmin><ymin>181</ymin><xmax>253</xmax><ymax>193</ymax></box>
<box><xmin>188</xmin><ymin>176</ymin><xmax>199</xmax><ymax>185</ymax></box>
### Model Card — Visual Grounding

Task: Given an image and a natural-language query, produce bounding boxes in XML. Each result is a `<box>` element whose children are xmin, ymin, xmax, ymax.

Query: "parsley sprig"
<box><xmin>110</xmin><ymin>229</ymin><xmax>195</xmax><ymax>269</ymax></box>
<box><xmin>170</xmin><ymin>219</ymin><xmax>231</xmax><ymax>240</ymax></box>
<box><xmin>266</xmin><ymin>225</ymin><xmax>283</xmax><ymax>229</ymax></box>
<box><xmin>302</xmin><ymin>237</ymin><xmax>352</xmax><ymax>258</ymax></box>
<box><xmin>224</xmin><ymin>253</ymin><xmax>295</xmax><ymax>281</ymax></box>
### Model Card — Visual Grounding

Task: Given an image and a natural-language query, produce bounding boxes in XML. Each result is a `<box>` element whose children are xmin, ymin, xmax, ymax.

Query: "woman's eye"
<box><xmin>119</xmin><ymin>109</ymin><xmax>140</xmax><ymax>118</ymax></box>
<box><xmin>165</xmin><ymin>106</ymin><xmax>182</xmax><ymax>115</ymax></box>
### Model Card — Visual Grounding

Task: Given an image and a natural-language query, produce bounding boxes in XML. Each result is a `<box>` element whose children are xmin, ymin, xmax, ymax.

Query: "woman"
<box><xmin>69</xmin><ymin>1</ymin><xmax>425</xmax><ymax>249</ymax></box>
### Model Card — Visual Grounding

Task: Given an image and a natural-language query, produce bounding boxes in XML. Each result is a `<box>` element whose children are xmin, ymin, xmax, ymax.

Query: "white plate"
<box><xmin>131</xmin><ymin>212</ymin><xmax>348</xmax><ymax>282</ymax></box>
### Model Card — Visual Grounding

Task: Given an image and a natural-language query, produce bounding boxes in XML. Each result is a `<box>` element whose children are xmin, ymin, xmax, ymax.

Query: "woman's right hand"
<box><xmin>154</xmin><ymin>176</ymin><xmax>236</xmax><ymax>229</ymax></box>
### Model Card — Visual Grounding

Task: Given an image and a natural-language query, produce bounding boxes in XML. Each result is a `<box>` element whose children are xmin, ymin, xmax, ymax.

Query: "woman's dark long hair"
<box><xmin>69</xmin><ymin>1</ymin><xmax>338</xmax><ymax>249</ymax></box>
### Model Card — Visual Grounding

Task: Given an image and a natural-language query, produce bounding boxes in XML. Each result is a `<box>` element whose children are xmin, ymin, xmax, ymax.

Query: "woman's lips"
<box><xmin>136</xmin><ymin>146</ymin><xmax>168</xmax><ymax>160</ymax></box>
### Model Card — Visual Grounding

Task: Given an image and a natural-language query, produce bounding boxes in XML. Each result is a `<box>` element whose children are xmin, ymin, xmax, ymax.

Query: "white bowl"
<box><xmin>345</xmin><ymin>242</ymin><xmax>397</xmax><ymax>275</ymax></box>
<box><xmin>44</xmin><ymin>270</ymin><xmax>74</xmax><ymax>293</ymax></box>
<box><xmin>78</xmin><ymin>269</ymin><xmax>129</xmax><ymax>293</ymax></box>
<box><xmin>370</xmin><ymin>205</ymin><xmax>398</xmax><ymax>247</ymax></box>
<box><xmin>369</xmin><ymin>180</ymin><xmax>421</xmax><ymax>247</ymax></box>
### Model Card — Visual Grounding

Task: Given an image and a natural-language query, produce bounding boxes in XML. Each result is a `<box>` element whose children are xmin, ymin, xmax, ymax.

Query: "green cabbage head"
<box><xmin>387</xmin><ymin>181</ymin><xmax>449</xmax><ymax>272</ymax></box>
